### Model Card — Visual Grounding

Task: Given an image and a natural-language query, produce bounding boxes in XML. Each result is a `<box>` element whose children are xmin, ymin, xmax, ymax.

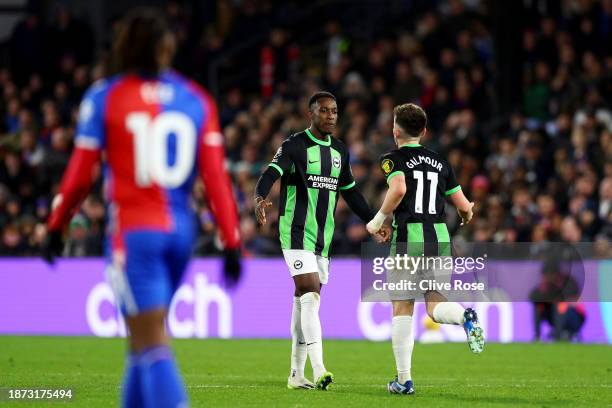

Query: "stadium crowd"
<box><xmin>0</xmin><ymin>0</ymin><xmax>611</xmax><ymax>257</ymax></box>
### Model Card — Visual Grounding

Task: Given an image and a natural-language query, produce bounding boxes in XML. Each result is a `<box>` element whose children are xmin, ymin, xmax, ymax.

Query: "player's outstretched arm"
<box><xmin>449</xmin><ymin>189</ymin><xmax>474</xmax><ymax>226</ymax></box>
<box><xmin>254</xmin><ymin>167</ymin><xmax>280</xmax><ymax>225</ymax></box>
<box><xmin>340</xmin><ymin>185</ymin><xmax>389</xmax><ymax>242</ymax></box>
<box><xmin>254</xmin><ymin>138</ymin><xmax>295</xmax><ymax>225</ymax></box>
<box><xmin>366</xmin><ymin>173</ymin><xmax>406</xmax><ymax>237</ymax></box>
<box><xmin>340</xmin><ymin>185</ymin><xmax>373</xmax><ymax>222</ymax></box>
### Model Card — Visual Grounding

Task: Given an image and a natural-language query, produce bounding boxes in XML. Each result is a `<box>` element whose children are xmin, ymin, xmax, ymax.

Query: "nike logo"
<box><xmin>308</xmin><ymin>160</ymin><xmax>319</xmax><ymax>164</ymax></box>
<box><xmin>306</xmin><ymin>342</ymin><xmax>317</xmax><ymax>346</ymax></box>
<box><xmin>298</xmin><ymin>341</ymin><xmax>306</xmax><ymax>345</ymax></box>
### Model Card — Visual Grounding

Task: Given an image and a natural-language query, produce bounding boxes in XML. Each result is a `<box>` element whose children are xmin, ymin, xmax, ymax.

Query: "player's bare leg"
<box><xmin>425</xmin><ymin>291</ymin><xmax>485</xmax><ymax>354</ymax></box>
<box><xmin>293</xmin><ymin>273</ymin><xmax>333</xmax><ymax>390</ymax></box>
<box><xmin>127</xmin><ymin>309</ymin><xmax>168</xmax><ymax>352</ymax></box>
<box><xmin>388</xmin><ymin>300</ymin><xmax>415</xmax><ymax>395</ymax></box>
<box><xmin>125</xmin><ymin>308</ymin><xmax>187</xmax><ymax>407</ymax></box>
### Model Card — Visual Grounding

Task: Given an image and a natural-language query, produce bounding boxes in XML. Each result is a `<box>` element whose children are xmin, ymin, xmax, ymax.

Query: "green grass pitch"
<box><xmin>1</xmin><ymin>337</ymin><xmax>611</xmax><ymax>407</ymax></box>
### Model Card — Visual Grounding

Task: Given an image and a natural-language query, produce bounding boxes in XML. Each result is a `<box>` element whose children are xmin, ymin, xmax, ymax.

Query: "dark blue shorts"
<box><xmin>106</xmin><ymin>215</ymin><xmax>196</xmax><ymax>316</ymax></box>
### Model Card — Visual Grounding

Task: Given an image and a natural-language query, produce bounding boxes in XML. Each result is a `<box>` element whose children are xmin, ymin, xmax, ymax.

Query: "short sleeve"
<box><xmin>74</xmin><ymin>81</ymin><xmax>109</xmax><ymax>151</ymax></box>
<box><xmin>268</xmin><ymin>137</ymin><xmax>295</xmax><ymax>176</ymax></box>
<box><xmin>338</xmin><ymin>150</ymin><xmax>356</xmax><ymax>190</ymax></box>
<box><xmin>444</xmin><ymin>162</ymin><xmax>461</xmax><ymax>195</ymax></box>
<box><xmin>379</xmin><ymin>152</ymin><xmax>404</xmax><ymax>184</ymax></box>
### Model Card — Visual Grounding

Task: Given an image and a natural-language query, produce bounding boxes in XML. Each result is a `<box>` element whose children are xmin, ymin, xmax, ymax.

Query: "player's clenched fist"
<box><xmin>366</xmin><ymin>211</ymin><xmax>391</xmax><ymax>243</ymax></box>
<box><xmin>254</xmin><ymin>196</ymin><xmax>273</xmax><ymax>225</ymax></box>
<box><xmin>367</xmin><ymin>224</ymin><xmax>390</xmax><ymax>243</ymax></box>
<box><xmin>374</xmin><ymin>224</ymin><xmax>391</xmax><ymax>243</ymax></box>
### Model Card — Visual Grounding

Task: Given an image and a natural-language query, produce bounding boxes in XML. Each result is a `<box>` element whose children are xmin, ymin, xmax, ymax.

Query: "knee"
<box><xmin>425</xmin><ymin>304</ymin><xmax>434</xmax><ymax>319</ymax></box>
<box><xmin>295</xmin><ymin>283</ymin><xmax>320</xmax><ymax>297</ymax></box>
<box><xmin>393</xmin><ymin>301</ymin><xmax>414</xmax><ymax>316</ymax></box>
<box><xmin>299</xmin><ymin>291</ymin><xmax>320</xmax><ymax>303</ymax></box>
<box><xmin>129</xmin><ymin>329</ymin><xmax>168</xmax><ymax>353</ymax></box>
<box><xmin>298</xmin><ymin>291</ymin><xmax>321</xmax><ymax>314</ymax></box>
<box><xmin>127</xmin><ymin>310</ymin><xmax>168</xmax><ymax>352</ymax></box>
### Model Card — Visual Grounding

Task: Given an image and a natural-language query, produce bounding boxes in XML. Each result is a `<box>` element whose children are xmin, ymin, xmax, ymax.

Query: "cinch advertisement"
<box><xmin>1</xmin><ymin>259</ymin><xmax>610</xmax><ymax>343</ymax></box>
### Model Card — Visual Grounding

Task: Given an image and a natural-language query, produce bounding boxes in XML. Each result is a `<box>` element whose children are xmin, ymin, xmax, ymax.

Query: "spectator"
<box><xmin>530</xmin><ymin>258</ymin><xmax>585</xmax><ymax>341</ymax></box>
<box><xmin>0</xmin><ymin>223</ymin><xmax>26</xmax><ymax>255</ymax></box>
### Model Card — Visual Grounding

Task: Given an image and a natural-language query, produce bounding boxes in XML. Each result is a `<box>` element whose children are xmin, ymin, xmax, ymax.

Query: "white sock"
<box><xmin>290</xmin><ymin>296</ymin><xmax>307</xmax><ymax>378</ymax></box>
<box><xmin>391</xmin><ymin>315</ymin><xmax>414</xmax><ymax>384</ymax></box>
<box><xmin>300</xmin><ymin>292</ymin><xmax>325</xmax><ymax>379</ymax></box>
<box><xmin>432</xmin><ymin>302</ymin><xmax>465</xmax><ymax>325</ymax></box>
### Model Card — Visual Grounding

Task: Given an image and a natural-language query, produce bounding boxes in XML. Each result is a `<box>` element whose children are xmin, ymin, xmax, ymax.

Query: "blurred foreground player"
<box><xmin>44</xmin><ymin>8</ymin><xmax>241</xmax><ymax>408</ymax></box>
<box><xmin>366</xmin><ymin>103</ymin><xmax>483</xmax><ymax>395</ymax></box>
<box><xmin>254</xmin><ymin>92</ymin><xmax>388</xmax><ymax>390</ymax></box>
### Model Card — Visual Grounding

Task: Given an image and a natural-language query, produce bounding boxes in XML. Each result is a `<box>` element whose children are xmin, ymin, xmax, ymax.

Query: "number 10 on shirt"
<box><xmin>126</xmin><ymin>111</ymin><xmax>196</xmax><ymax>188</ymax></box>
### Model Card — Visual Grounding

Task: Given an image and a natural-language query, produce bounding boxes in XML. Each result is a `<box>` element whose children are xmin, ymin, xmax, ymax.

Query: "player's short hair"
<box><xmin>112</xmin><ymin>7</ymin><xmax>171</xmax><ymax>74</ymax></box>
<box><xmin>393</xmin><ymin>103</ymin><xmax>427</xmax><ymax>137</ymax></box>
<box><xmin>308</xmin><ymin>91</ymin><xmax>336</xmax><ymax>110</ymax></box>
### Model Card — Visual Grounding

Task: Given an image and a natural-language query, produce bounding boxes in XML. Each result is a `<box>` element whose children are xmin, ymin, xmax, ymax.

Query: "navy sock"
<box><xmin>139</xmin><ymin>345</ymin><xmax>188</xmax><ymax>408</ymax></box>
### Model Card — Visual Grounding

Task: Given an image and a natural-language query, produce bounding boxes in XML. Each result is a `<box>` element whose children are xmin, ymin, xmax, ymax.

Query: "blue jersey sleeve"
<box><xmin>75</xmin><ymin>80</ymin><xmax>111</xmax><ymax>150</ymax></box>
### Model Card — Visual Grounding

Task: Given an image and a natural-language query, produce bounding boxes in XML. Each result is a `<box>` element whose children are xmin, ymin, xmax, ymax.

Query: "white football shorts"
<box><xmin>282</xmin><ymin>249</ymin><xmax>330</xmax><ymax>284</ymax></box>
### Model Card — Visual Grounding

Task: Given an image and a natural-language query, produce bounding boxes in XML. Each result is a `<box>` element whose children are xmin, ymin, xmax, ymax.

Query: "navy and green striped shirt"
<box><xmin>268</xmin><ymin>129</ymin><xmax>356</xmax><ymax>257</ymax></box>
